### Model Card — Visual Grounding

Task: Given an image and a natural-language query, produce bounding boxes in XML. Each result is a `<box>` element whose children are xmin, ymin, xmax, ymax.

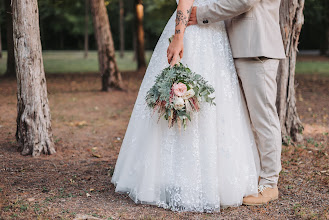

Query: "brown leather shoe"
<box><xmin>243</xmin><ymin>185</ymin><xmax>279</xmax><ymax>206</ymax></box>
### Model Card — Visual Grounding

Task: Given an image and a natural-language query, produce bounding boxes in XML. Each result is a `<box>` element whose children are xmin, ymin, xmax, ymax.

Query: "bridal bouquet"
<box><xmin>145</xmin><ymin>63</ymin><xmax>215</xmax><ymax>130</ymax></box>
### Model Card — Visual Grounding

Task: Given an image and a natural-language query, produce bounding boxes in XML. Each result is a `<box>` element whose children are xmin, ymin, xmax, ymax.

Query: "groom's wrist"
<box><xmin>196</xmin><ymin>6</ymin><xmax>209</xmax><ymax>25</ymax></box>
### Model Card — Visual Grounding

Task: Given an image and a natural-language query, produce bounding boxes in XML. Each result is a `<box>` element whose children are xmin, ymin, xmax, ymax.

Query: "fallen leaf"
<box><xmin>92</xmin><ymin>153</ymin><xmax>102</xmax><ymax>158</ymax></box>
<box><xmin>74</xmin><ymin>214</ymin><xmax>102</xmax><ymax>220</ymax></box>
<box><xmin>68</xmin><ymin>121</ymin><xmax>88</xmax><ymax>127</ymax></box>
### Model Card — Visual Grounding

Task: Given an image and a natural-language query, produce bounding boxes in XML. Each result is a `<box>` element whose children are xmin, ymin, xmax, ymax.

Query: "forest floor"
<box><xmin>0</xmin><ymin>67</ymin><xmax>328</xmax><ymax>219</ymax></box>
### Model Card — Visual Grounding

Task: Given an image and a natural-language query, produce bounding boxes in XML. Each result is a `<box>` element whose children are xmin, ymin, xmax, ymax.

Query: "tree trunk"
<box><xmin>90</xmin><ymin>0</ymin><xmax>122</xmax><ymax>91</ymax></box>
<box><xmin>276</xmin><ymin>0</ymin><xmax>305</xmax><ymax>143</ymax></box>
<box><xmin>60</xmin><ymin>31</ymin><xmax>64</xmax><ymax>49</ymax></box>
<box><xmin>320</xmin><ymin>1</ymin><xmax>329</xmax><ymax>56</ymax></box>
<box><xmin>133</xmin><ymin>28</ymin><xmax>137</xmax><ymax>61</ymax></box>
<box><xmin>12</xmin><ymin>0</ymin><xmax>55</xmax><ymax>156</ymax></box>
<box><xmin>119</xmin><ymin>0</ymin><xmax>125</xmax><ymax>58</ymax></box>
<box><xmin>84</xmin><ymin>0</ymin><xmax>89</xmax><ymax>59</ymax></box>
<box><xmin>135</xmin><ymin>0</ymin><xmax>146</xmax><ymax>71</ymax></box>
<box><xmin>324</xmin><ymin>1</ymin><xmax>329</xmax><ymax>56</ymax></box>
<box><xmin>0</xmin><ymin>0</ymin><xmax>2</xmax><ymax>59</ymax></box>
<box><xmin>0</xmin><ymin>24</ymin><xmax>2</xmax><ymax>59</ymax></box>
<box><xmin>326</xmin><ymin>28</ymin><xmax>329</xmax><ymax>56</ymax></box>
<box><xmin>4</xmin><ymin>0</ymin><xmax>16</xmax><ymax>77</ymax></box>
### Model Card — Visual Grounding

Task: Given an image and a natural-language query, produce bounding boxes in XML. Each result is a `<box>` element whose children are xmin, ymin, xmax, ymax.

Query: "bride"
<box><xmin>111</xmin><ymin>0</ymin><xmax>260</xmax><ymax>212</ymax></box>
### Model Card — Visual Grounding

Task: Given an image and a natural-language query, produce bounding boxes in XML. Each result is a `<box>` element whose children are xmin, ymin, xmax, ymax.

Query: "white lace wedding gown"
<box><xmin>111</xmin><ymin>0</ymin><xmax>260</xmax><ymax>212</ymax></box>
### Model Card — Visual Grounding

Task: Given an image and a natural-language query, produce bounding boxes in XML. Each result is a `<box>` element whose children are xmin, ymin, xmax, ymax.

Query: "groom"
<box><xmin>187</xmin><ymin>0</ymin><xmax>286</xmax><ymax>205</ymax></box>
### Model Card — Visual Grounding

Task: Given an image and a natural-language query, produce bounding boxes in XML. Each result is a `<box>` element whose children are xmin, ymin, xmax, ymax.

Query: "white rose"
<box><xmin>173</xmin><ymin>97</ymin><xmax>185</xmax><ymax>110</ymax></box>
<box><xmin>182</xmin><ymin>89</ymin><xmax>195</xmax><ymax>100</ymax></box>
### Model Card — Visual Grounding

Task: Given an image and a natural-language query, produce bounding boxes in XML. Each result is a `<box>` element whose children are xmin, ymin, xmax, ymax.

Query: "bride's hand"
<box><xmin>167</xmin><ymin>36</ymin><xmax>184</xmax><ymax>67</ymax></box>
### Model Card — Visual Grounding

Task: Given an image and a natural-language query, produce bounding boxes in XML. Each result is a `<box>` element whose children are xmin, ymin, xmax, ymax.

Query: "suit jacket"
<box><xmin>196</xmin><ymin>0</ymin><xmax>286</xmax><ymax>59</ymax></box>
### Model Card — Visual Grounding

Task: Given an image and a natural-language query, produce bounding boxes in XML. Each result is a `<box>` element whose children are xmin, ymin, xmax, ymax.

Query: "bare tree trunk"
<box><xmin>133</xmin><ymin>28</ymin><xmax>137</xmax><ymax>61</ymax></box>
<box><xmin>0</xmin><ymin>25</ymin><xmax>2</xmax><ymax>59</ymax></box>
<box><xmin>0</xmin><ymin>0</ymin><xmax>2</xmax><ymax>59</ymax></box>
<box><xmin>135</xmin><ymin>0</ymin><xmax>146</xmax><ymax>71</ymax></box>
<box><xmin>320</xmin><ymin>1</ymin><xmax>329</xmax><ymax>56</ymax></box>
<box><xmin>324</xmin><ymin>1</ymin><xmax>329</xmax><ymax>56</ymax></box>
<box><xmin>119</xmin><ymin>0</ymin><xmax>125</xmax><ymax>58</ymax></box>
<box><xmin>12</xmin><ymin>0</ymin><xmax>55</xmax><ymax>156</ymax></box>
<box><xmin>326</xmin><ymin>28</ymin><xmax>329</xmax><ymax>56</ymax></box>
<box><xmin>84</xmin><ymin>0</ymin><xmax>89</xmax><ymax>59</ymax></box>
<box><xmin>4</xmin><ymin>0</ymin><xmax>16</xmax><ymax>77</ymax></box>
<box><xmin>90</xmin><ymin>0</ymin><xmax>122</xmax><ymax>91</ymax></box>
<box><xmin>276</xmin><ymin>0</ymin><xmax>305</xmax><ymax>143</ymax></box>
<box><xmin>60</xmin><ymin>31</ymin><xmax>64</xmax><ymax>49</ymax></box>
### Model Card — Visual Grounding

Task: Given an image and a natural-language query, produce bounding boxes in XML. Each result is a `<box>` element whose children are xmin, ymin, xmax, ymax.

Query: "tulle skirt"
<box><xmin>111</xmin><ymin>11</ymin><xmax>260</xmax><ymax>212</ymax></box>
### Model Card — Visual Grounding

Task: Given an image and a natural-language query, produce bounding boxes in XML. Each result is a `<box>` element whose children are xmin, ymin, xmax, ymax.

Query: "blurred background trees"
<box><xmin>0</xmin><ymin>0</ymin><xmax>326</xmax><ymax>55</ymax></box>
<box><xmin>4</xmin><ymin>0</ymin><xmax>15</xmax><ymax>77</ymax></box>
<box><xmin>0</xmin><ymin>0</ymin><xmax>176</xmax><ymax>53</ymax></box>
<box><xmin>301</xmin><ymin>0</ymin><xmax>329</xmax><ymax>55</ymax></box>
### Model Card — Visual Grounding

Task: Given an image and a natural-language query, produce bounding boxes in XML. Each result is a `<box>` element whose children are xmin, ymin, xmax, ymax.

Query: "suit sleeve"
<box><xmin>196</xmin><ymin>0</ymin><xmax>261</xmax><ymax>25</ymax></box>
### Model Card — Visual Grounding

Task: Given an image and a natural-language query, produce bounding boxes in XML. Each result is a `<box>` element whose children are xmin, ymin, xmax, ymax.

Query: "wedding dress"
<box><xmin>111</xmin><ymin>0</ymin><xmax>260</xmax><ymax>212</ymax></box>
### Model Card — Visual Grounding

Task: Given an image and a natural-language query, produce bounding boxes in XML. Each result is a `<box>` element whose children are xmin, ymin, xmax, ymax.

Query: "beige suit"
<box><xmin>197</xmin><ymin>0</ymin><xmax>285</xmax><ymax>188</ymax></box>
<box><xmin>196</xmin><ymin>0</ymin><xmax>285</xmax><ymax>59</ymax></box>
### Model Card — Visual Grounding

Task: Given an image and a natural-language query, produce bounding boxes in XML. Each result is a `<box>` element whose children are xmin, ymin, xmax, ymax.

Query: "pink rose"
<box><xmin>172</xmin><ymin>82</ymin><xmax>187</xmax><ymax>97</ymax></box>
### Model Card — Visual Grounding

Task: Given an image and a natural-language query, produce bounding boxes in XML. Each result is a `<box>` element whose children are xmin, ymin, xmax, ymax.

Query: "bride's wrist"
<box><xmin>174</xmin><ymin>32</ymin><xmax>184</xmax><ymax>41</ymax></box>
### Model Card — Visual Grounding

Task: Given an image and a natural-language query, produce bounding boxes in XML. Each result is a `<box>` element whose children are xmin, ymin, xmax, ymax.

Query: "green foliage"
<box><xmin>304</xmin><ymin>0</ymin><xmax>329</xmax><ymax>26</ymax></box>
<box><xmin>39</xmin><ymin>1</ymin><xmax>88</xmax><ymax>35</ymax></box>
<box><xmin>144</xmin><ymin>0</ymin><xmax>176</xmax><ymax>36</ymax></box>
<box><xmin>0</xmin><ymin>0</ymin><xmax>176</xmax><ymax>50</ymax></box>
<box><xmin>146</xmin><ymin>63</ymin><xmax>215</xmax><ymax>108</ymax></box>
<box><xmin>0</xmin><ymin>0</ymin><xmax>326</xmax><ymax>52</ymax></box>
<box><xmin>146</xmin><ymin>62</ymin><xmax>215</xmax><ymax>129</ymax></box>
<box><xmin>300</xmin><ymin>0</ymin><xmax>329</xmax><ymax>51</ymax></box>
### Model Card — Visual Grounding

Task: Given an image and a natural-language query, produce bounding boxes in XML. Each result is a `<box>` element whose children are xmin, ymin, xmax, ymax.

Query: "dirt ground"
<box><xmin>0</xmin><ymin>70</ymin><xmax>328</xmax><ymax>219</ymax></box>
<box><xmin>297</xmin><ymin>54</ymin><xmax>329</xmax><ymax>62</ymax></box>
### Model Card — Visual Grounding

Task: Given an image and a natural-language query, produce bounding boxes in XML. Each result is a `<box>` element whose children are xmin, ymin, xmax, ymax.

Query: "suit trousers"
<box><xmin>234</xmin><ymin>57</ymin><xmax>282</xmax><ymax>188</ymax></box>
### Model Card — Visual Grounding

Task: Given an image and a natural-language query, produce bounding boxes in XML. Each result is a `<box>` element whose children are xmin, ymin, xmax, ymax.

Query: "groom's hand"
<box><xmin>187</xmin><ymin>7</ymin><xmax>198</xmax><ymax>26</ymax></box>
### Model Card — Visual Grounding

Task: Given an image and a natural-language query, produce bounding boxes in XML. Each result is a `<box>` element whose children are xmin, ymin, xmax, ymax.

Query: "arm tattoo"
<box><xmin>187</xmin><ymin>6</ymin><xmax>192</xmax><ymax>19</ymax></box>
<box><xmin>176</xmin><ymin>10</ymin><xmax>187</xmax><ymax>27</ymax></box>
<box><xmin>175</xmin><ymin>5</ymin><xmax>193</xmax><ymax>34</ymax></box>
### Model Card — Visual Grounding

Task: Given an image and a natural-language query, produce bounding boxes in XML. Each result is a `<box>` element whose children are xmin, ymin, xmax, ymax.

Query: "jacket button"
<box><xmin>203</xmin><ymin>19</ymin><xmax>208</xmax><ymax>24</ymax></box>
